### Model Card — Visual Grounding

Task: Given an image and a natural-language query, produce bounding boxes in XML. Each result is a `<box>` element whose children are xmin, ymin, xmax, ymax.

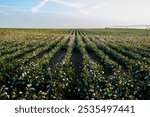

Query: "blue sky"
<box><xmin>0</xmin><ymin>0</ymin><xmax>150</xmax><ymax>28</ymax></box>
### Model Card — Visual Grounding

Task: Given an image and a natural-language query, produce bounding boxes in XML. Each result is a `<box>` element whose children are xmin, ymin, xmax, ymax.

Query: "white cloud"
<box><xmin>0</xmin><ymin>10</ymin><xmax>9</xmax><ymax>15</ymax></box>
<box><xmin>0</xmin><ymin>4</ymin><xmax>30</xmax><ymax>15</ymax></box>
<box><xmin>0</xmin><ymin>5</ymin><xmax>12</xmax><ymax>15</ymax></box>
<box><xmin>31</xmin><ymin>0</ymin><xmax>108</xmax><ymax>15</ymax></box>
<box><xmin>32</xmin><ymin>0</ymin><xmax>49</xmax><ymax>13</ymax></box>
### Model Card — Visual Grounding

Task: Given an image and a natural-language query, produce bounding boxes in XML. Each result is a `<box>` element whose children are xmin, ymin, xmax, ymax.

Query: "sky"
<box><xmin>0</xmin><ymin>0</ymin><xmax>150</xmax><ymax>28</ymax></box>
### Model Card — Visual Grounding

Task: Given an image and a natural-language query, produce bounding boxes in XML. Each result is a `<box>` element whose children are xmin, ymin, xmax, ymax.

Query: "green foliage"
<box><xmin>0</xmin><ymin>28</ymin><xmax>149</xmax><ymax>100</ymax></box>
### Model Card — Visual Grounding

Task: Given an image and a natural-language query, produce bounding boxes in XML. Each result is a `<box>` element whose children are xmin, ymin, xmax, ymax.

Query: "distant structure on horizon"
<box><xmin>111</xmin><ymin>25</ymin><xmax>150</xmax><ymax>29</ymax></box>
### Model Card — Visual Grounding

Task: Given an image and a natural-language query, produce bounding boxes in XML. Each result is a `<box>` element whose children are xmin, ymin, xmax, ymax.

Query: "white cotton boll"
<box><xmin>5</xmin><ymin>87</ymin><xmax>9</xmax><ymax>91</ymax></box>
<box><xmin>27</xmin><ymin>84</ymin><xmax>32</xmax><ymax>88</ymax></box>
<box><xmin>19</xmin><ymin>91</ymin><xmax>23</xmax><ymax>95</ymax></box>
